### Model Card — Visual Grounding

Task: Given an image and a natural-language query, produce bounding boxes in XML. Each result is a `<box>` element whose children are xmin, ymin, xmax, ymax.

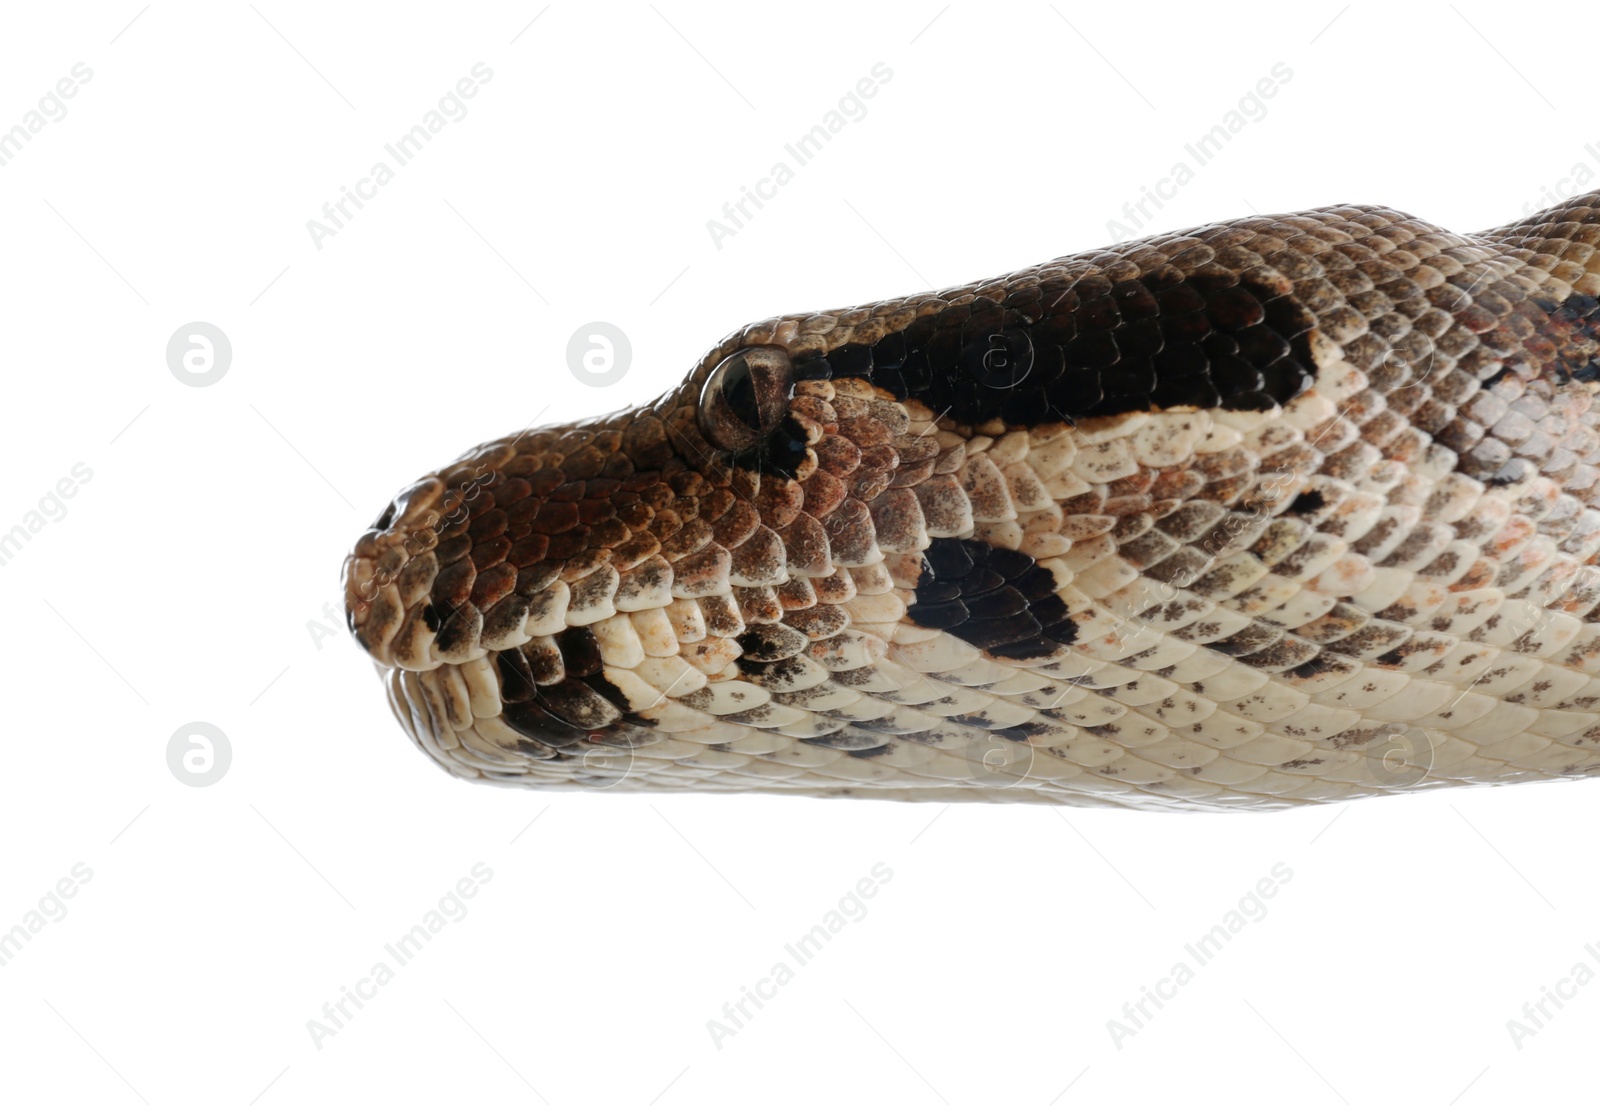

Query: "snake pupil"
<box><xmin>721</xmin><ymin>353</ymin><xmax>762</xmax><ymax>429</ymax></box>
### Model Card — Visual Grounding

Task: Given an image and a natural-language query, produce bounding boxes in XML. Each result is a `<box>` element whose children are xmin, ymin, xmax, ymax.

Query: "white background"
<box><xmin>1</xmin><ymin>2</ymin><xmax>1595</xmax><ymax>1106</ymax></box>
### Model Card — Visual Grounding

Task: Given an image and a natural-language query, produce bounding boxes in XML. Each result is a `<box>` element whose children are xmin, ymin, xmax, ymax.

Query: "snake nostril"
<box><xmin>372</xmin><ymin>501</ymin><xmax>398</xmax><ymax>531</ymax></box>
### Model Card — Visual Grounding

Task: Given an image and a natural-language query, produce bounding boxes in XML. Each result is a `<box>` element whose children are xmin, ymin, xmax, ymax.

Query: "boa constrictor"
<box><xmin>343</xmin><ymin>192</ymin><xmax>1600</xmax><ymax>810</ymax></box>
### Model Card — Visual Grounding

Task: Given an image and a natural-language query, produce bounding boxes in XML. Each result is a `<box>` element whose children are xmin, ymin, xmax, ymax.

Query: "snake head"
<box><xmin>340</xmin><ymin>327</ymin><xmax>955</xmax><ymax>794</ymax></box>
<box><xmin>347</xmin><ymin>192</ymin><xmax>1600</xmax><ymax>808</ymax></box>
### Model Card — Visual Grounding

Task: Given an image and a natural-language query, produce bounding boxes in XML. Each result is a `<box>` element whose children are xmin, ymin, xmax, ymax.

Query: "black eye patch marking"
<box><xmin>906</xmin><ymin>537</ymin><xmax>1077</xmax><ymax>660</ymax></box>
<box><xmin>730</xmin><ymin>413</ymin><xmax>812</xmax><ymax>480</ymax></box>
<box><xmin>791</xmin><ymin>269</ymin><xmax>1318</xmax><ymax>426</ymax></box>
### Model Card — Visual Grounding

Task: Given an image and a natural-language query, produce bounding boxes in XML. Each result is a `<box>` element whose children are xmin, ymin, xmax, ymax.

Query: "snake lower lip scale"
<box><xmin>342</xmin><ymin>191</ymin><xmax>1600</xmax><ymax>811</ymax></box>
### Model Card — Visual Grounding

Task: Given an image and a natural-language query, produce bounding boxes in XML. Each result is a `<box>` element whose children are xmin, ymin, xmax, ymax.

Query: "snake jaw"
<box><xmin>346</xmin><ymin>194</ymin><xmax>1600</xmax><ymax>807</ymax></box>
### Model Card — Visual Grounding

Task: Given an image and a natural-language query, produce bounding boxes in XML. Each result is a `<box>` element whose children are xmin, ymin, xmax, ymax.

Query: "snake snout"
<box><xmin>343</xmin><ymin>475</ymin><xmax>450</xmax><ymax>665</ymax></box>
<box><xmin>341</xmin><ymin>420</ymin><xmax>691</xmax><ymax>787</ymax></box>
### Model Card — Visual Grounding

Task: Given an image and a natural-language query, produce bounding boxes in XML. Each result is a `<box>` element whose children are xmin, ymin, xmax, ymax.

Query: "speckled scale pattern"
<box><xmin>344</xmin><ymin>192</ymin><xmax>1600</xmax><ymax>811</ymax></box>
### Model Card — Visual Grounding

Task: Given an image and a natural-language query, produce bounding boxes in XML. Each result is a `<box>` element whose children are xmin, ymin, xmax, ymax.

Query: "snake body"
<box><xmin>343</xmin><ymin>193</ymin><xmax>1600</xmax><ymax>810</ymax></box>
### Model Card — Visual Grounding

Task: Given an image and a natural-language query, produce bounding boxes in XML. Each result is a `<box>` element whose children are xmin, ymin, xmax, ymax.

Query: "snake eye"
<box><xmin>698</xmin><ymin>346</ymin><xmax>794</xmax><ymax>452</ymax></box>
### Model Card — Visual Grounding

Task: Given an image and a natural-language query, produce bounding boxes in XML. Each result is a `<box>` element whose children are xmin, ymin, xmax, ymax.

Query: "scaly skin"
<box><xmin>343</xmin><ymin>193</ymin><xmax>1600</xmax><ymax>810</ymax></box>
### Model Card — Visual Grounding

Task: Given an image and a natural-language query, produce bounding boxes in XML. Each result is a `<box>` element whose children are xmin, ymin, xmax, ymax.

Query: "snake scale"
<box><xmin>342</xmin><ymin>192</ymin><xmax>1600</xmax><ymax>810</ymax></box>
